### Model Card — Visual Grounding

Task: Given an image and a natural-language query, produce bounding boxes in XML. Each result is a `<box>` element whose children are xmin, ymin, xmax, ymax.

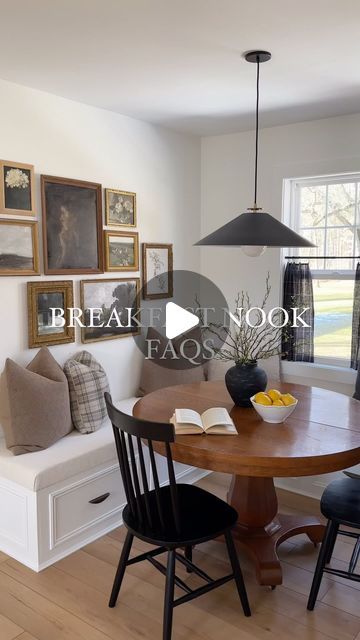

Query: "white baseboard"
<box><xmin>275</xmin><ymin>473</ymin><xmax>341</xmax><ymax>501</ymax></box>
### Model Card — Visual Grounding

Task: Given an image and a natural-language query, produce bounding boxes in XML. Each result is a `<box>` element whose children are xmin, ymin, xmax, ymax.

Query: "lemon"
<box><xmin>281</xmin><ymin>393</ymin><xmax>297</xmax><ymax>406</ymax></box>
<box><xmin>267</xmin><ymin>389</ymin><xmax>282</xmax><ymax>401</ymax></box>
<box><xmin>254</xmin><ymin>392</ymin><xmax>272</xmax><ymax>406</ymax></box>
<box><xmin>272</xmin><ymin>398</ymin><xmax>284</xmax><ymax>406</ymax></box>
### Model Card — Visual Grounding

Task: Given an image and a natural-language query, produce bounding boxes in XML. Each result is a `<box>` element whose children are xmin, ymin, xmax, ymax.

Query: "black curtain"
<box><xmin>351</xmin><ymin>263</ymin><xmax>360</xmax><ymax>370</ymax></box>
<box><xmin>282</xmin><ymin>262</ymin><xmax>314</xmax><ymax>362</ymax></box>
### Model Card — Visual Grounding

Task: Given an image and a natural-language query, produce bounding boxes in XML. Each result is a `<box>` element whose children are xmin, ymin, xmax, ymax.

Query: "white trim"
<box><xmin>292</xmin><ymin>172</ymin><xmax>360</xmax><ymax>187</ymax></box>
<box><xmin>49</xmin><ymin>464</ymin><xmax>120</xmax><ymax>549</ymax></box>
<box><xmin>282</xmin><ymin>171</ymin><xmax>358</xmax><ymax>366</ymax></box>
<box><xmin>0</xmin><ymin>480</ymin><xmax>29</xmax><ymax>548</ymax></box>
<box><xmin>281</xmin><ymin>360</ymin><xmax>356</xmax><ymax>385</ymax></box>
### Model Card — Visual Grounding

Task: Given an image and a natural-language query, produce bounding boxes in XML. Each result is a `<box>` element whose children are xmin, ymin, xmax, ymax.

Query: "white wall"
<box><xmin>201</xmin><ymin>112</ymin><xmax>360</xmax><ymax>393</ymax></box>
<box><xmin>0</xmin><ymin>79</ymin><xmax>201</xmax><ymax>399</ymax></box>
<box><xmin>201</xmin><ymin>113</ymin><xmax>360</xmax><ymax>496</ymax></box>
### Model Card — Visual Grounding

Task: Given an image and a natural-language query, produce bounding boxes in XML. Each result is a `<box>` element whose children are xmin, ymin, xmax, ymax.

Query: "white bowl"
<box><xmin>250</xmin><ymin>395</ymin><xmax>298</xmax><ymax>424</ymax></box>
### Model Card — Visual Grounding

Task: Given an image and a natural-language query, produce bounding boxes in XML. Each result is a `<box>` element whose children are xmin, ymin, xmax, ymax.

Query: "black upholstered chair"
<box><xmin>105</xmin><ymin>393</ymin><xmax>250</xmax><ymax>640</ymax></box>
<box><xmin>307</xmin><ymin>472</ymin><xmax>360</xmax><ymax>610</ymax></box>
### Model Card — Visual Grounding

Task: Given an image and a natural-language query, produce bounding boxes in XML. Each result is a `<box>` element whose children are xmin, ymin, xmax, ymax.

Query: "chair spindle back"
<box><xmin>105</xmin><ymin>392</ymin><xmax>180</xmax><ymax>534</ymax></box>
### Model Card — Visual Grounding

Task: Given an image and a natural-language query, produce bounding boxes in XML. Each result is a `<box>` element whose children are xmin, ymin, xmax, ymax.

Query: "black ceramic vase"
<box><xmin>225</xmin><ymin>361</ymin><xmax>267</xmax><ymax>407</ymax></box>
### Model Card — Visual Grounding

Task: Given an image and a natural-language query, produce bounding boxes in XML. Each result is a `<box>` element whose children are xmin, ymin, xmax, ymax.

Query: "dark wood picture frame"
<box><xmin>104</xmin><ymin>230</ymin><xmax>139</xmax><ymax>272</ymax></box>
<box><xmin>0</xmin><ymin>219</ymin><xmax>40</xmax><ymax>276</ymax></box>
<box><xmin>27</xmin><ymin>280</ymin><xmax>75</xmax><ymax>348</ymax></box>
<box><xmin>0</xmin><ymin>160</ymin><xmax>36</xmax><ymax>216</ymax></box>
<box><xmin>80</xmin><ymin>277</ymin><xmax>141</xmax><ymax>343</ymax></box>
<box><xmin>142</xmin><ymin>243</ymin><xmax>173</xmax><ymax>300</ymax></box>
<box><xmin>41</xmin><ymin>175</ymin><xmax>104</xmax><ymax>275</ymax></box>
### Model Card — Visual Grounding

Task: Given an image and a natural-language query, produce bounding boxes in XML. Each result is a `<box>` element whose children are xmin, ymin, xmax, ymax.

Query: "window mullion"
<box><xmin>354</xmin><ymin>181</ymin><xmax>359</xmax><ymax>271</ymax></box>
<box><xmin>324</xmin><ymin>184</ymin><xmax>328</xmax><ymax>270</ymax></box>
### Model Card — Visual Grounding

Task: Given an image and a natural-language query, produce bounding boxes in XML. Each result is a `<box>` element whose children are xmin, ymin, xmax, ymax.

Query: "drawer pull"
<box><xmin>89</xmin><ymin>492</ymin><xmax>110</xmax><ymax>504</ymax></box>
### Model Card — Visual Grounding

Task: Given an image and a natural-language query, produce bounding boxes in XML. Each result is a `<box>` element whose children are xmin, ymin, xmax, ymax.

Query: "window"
<box><xmin>286</xmin><ymin>174</ymin><xmax>360</xmax><ymax>367</ymax></box>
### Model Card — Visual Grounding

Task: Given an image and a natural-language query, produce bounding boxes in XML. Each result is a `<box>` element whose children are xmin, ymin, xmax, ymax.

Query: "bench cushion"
<box><xmin>0</xmin><ymin>397</ymin><xmax>139</xmax><ymax>492</ymax></box>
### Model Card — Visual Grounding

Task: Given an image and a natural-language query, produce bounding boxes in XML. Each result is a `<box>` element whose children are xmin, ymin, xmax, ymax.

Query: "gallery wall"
<box><xmin>201</xmin><ymin>112</ymin><xmax>360</xmax><ymax>395</ymax></box>
<box><xmin>0</xmin><ymin>78</ymin><xmax>201</xmax><ymax>399</ymax></box>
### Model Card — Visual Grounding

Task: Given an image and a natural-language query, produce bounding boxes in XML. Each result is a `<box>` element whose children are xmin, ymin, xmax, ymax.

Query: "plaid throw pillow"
<box><xmin>64</xmin><ymin>351</ymin><xmax>110</xmax><ymax>434</ymax></box>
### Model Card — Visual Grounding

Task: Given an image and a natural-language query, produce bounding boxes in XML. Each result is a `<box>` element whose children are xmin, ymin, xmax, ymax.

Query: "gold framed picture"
<box><xmin>27</xmin><ymin>280</ymin><xmax>75</xmax><ymax>348</ymax></box>
<box><xmin>104</xmin><ymin>230</ymin><xmax>139</xmax><ymax>271</ymax></box>
<box><xmin>105</xmin><ymin>189</ymin><xmax>136</xmax><ymax>227</ymax></box>
<box><xmin>80</xmin><ymin>277</ymin><xmax>140</xmax><ymax>343</ymax></box>
<box><xmin>0</xmin><ymin>220</ymin><xmax>39</xmax><ymax>276</ymax></box>
<box><xmin>0</xmin><ymin>160</ymin><xmax>35</xmax><ymax>216</ymax></box>
<box><xmin>142</xmin><ymin>243</ymin><xmax>173</xmax><ymax>299</ymax></box>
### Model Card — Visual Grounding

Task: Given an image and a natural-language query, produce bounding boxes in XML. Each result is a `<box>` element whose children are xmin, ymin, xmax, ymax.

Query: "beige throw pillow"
<box><xmin>0</xmin><ymin>347</ymin><xmax>72</xmax><ymax>455</ymax></box>
<box><xmin>138</xmin><ymin>327</ymin><xmax>206</xmax><ymax>396</ymax></box>
<box><xmin>64</xmin><ymin>351</ymin><xmax>110</xmax><ymax>434</ymax></box>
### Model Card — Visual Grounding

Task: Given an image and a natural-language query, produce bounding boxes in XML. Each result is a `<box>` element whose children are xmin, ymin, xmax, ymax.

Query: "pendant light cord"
<box><xmin>254</xmin><ymin>55</ymin><xmax>260</xmax><ymax>208</ymax></box>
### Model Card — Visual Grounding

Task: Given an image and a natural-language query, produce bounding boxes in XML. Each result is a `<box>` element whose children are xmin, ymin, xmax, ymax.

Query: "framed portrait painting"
<box><xmin>105</xmin><ymin>189</ymin><xmax>136</xmax><ymax>227</ymax></box>
<box><xmin>104</xmin><ymin>230</ymin><xmax>139</xmax><ymax>271</ymax></box>
<box><xmin>80</xmin><ymin>277</ymin><xmax>140</xmax><ymax>343</ymax></box>
<box><xmin>0</xmin><ymin>220</ymin><xmax>39</xmax><ymax>276</ymax></box>
<box><xmin>0</xmin><ymin>160</ymin><xmax>35</xmax><ymax>216</ymax></box>
<box><xmin>41</xmin><ymin>175</ymin><xmax>103</xmax><ymax>275</ymax></box>
<box><xmin>27</xmin><ymin>280</ymin><xmax>75</xmax><ymax>348</ymax></box>
<box><xmin>142</xmin><ymin>243</ymin><xmax>173</xmax><ymax>299</ymax></box>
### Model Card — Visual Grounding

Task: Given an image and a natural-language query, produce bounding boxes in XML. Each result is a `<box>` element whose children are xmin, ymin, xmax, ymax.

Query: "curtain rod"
<box><xmin>284</xmin><ymin>256</ymin><xmax>360</xmax><ymax>260</ymax></box>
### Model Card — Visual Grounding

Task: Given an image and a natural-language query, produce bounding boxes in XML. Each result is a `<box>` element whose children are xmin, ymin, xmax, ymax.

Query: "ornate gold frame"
<box><xmin>0</xmin><ymin>219</ymin><xmax>40</xmax><ymax>276</ymax></box>
<box><xmin>104</xmin><ymin>230</ymin><xmax>139</xmax><ymax>272</ymax></box>
<box><xmin>80</xmin><ymin>277</ymin><xmax>141</xmax><ymax>343</ymax></box>
<box><xmin>27</xmin><ymin>280</ymin><xmax>75</xmax><ymax>348</ymax></box>
<box><xmin>105</xmin><ymin>188</ymin><xmax>137</xmax><ymax>227</ymax></box>
<box><xmin>0</xmin><ymin>160</ymin><xmax>36</xmax><ymax>216</ymax></box>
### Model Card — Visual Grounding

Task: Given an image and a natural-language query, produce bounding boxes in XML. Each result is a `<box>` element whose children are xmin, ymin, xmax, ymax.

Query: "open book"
<box><xmin>170</xmin><ymin>408</ymin><xmax>237</xmax><ymax>435</ymax></box>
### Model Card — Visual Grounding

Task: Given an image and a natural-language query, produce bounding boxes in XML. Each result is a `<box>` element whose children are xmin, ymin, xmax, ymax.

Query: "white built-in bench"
<box><xmin>0</xmin><ymin>397</ymin><xmax>207</xmax><ymax>571</ymax></box>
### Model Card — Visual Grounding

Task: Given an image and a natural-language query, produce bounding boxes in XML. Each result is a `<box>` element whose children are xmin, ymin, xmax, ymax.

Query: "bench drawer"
<box><xmin>50</xmin><ymin>465</ymin><xmax>125</xmax><ymax>547</ymax></box>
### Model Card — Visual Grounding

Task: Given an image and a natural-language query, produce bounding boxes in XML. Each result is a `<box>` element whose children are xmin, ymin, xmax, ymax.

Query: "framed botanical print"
<box><xmin>80</xmin><ymin>277</ymin><xmax>140</xmax><ymax>343</ymax></box>
<box><xmin>104</xmin><ymin>230</ymin><xmax>139</xmax><ymax>271</ymax></box>
<box><xmin>142</xmin><ymin>243</ymin><xmax>173</xmax><ymax>299</ymax></box>
<box><xmin>41</xmin><ymin>175</ymin><xmax>104</xmax><ymax>275</ymax></box>
<box><xmin>105</xmin><ymin>189</ymin><xmax>136</xmax><ymax>227</ymax></box>
<box><xmin>0</xmin><ymin>160</ymin><xmax>35</xmax><ymax>216</ymax></box>
<box><xmin>27</xmin><ymin>280</ymin><xmax>75</xmax><ymax>348</ymax></box>
<box><xmin>0</xmin><ymin>220</ymin><xmax>39</xmax><ymax>276</ymax></box>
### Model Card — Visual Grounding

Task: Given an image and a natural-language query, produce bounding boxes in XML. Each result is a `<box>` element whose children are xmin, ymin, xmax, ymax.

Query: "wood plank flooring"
<box><xmin>0</xmin><ymin>472</ymin><xmax>359</xmax><ymax>640</ymax></box>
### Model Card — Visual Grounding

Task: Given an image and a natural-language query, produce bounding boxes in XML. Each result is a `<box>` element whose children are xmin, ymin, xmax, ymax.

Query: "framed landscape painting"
<box><xmin>27</xmin><ymin>280</ymin><xmax>74</xmax><ymax>348</ymax></box>
<box><xmin>104</xmin><ymin>230</ymin><xmax>139</xmax><ymax>271</ymax></box>
<box><xmin>80</xmin><ymin>277</ymin><xmax>140</xmax><ymax>343</ymax></box>
<box><xmin>0</xmin><ymin>160</ymin><xmax>35</xmax><ymax>216</ymax></box>
<box><xmin>0</xmin><ymin>220</ymin><xmax>39</xmax><ymax>276</ymax></box>
<box><xmin>142</xmin><ymin>243</ymin><xmax>173</xmax><ymax>299</ymax></box>
<box><xmin>41</xmin><ymin>175</ymin><xmax>103</xmax><ymax>275</ymax></box>
<box><xmin>105</xmin><ymin>189</ymin><xmax>136</xmax><ymax>227</ymax></box>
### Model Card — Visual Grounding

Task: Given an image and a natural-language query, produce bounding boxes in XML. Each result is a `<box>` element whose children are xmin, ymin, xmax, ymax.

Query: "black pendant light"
<box><xmin>195</xmin><ymin>50</ymin><xmax>315</xmax><ymax>256</ymax></box>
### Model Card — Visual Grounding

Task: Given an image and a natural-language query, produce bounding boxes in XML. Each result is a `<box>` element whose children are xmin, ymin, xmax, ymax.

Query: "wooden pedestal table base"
<box><xmin>228</xmin><ymin>476</ymin><xmax>325</xmax><ymax>586</ymax></box>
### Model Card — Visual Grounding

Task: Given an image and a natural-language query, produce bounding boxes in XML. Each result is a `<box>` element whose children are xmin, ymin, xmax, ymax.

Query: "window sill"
<box><xmin>281</xmin><ymin>360</ymin><xmax>356</xmax><ymax>392</ymax></box>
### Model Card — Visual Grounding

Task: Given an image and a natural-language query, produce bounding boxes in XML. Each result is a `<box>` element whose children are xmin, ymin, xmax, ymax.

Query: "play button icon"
<box><xmin>165</xmin><ymin>302</ymin><xmax>199</xmax><ymax>340</ymax></box>
<box><xmin>133</xmin><ymin>269</ymin><xmax>229</xmax><ymax>370</ymax></box>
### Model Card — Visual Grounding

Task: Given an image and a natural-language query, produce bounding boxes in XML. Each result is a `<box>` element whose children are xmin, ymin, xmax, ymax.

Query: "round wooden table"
<box><xmin>133</xmin><ymin>380</ymin><xmax>360</xmax><ymax>586</ymax></box>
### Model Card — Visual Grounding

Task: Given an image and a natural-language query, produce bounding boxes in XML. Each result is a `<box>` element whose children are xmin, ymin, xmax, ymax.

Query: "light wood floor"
<box><xmin>1</xmin><ymin>473</ymin><xmax>360</xmax><ymax>640</ymax></box>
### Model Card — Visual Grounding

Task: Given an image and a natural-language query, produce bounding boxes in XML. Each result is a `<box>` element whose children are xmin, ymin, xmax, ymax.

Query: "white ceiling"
<box><xmin>1</xmin><ymin>0</ymin><xmax>360</xmax><ymax>136</ymax></box>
